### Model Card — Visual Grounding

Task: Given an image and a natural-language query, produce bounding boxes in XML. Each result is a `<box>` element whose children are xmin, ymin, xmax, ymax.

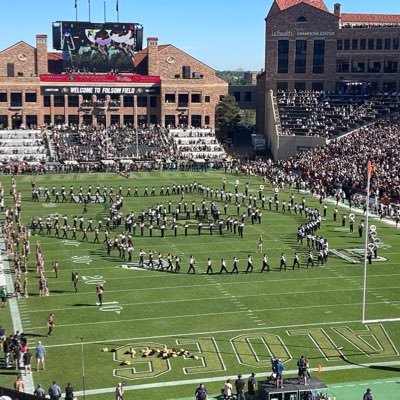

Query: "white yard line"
<box><xmin>0</xmin><ymin>238</ymin><xmax>35</xmax><ymax>393</ymax></box>
<box><xmin>43</xmin><ymin>318</ymin><xmax>374</xmax><ymax>349</ymax></box>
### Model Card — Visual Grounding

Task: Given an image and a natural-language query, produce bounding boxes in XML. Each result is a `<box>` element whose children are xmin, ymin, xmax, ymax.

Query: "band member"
<box><xmin>256</xmin><ymin>236</ymin><xmax>263</xmax><ymax>253</ymax></box>
<box><xmin>206</xmin><ymin>258</ymin><xmax>213</xmax><ymax>274</ymax></box>
<box><xmin>279</xmin><ymin>253</ymin><xmax>287</xmax><ymax>271</ymax></box>
<box><xmin>219</xmin><ymin>258</ymin><xmax>228</xmax><ymax>274</ymax></box>
<box><xmin>187</xmin><ymin>255</ymin><xmax>196</xmax><ymax>274</ymax></box>
<box><xmin>292</xmin><ymin>252</ymin><xmax>300</xmax><ymax>269</ymax></box>
<box><xmin>260</xmin><ymin>254</ymin><xmax>270</xmax><ymax>272</ymax></box>
<box><xmin>246</xmin><ymin>254</ymin><xmax>253</xmax><ymax>273</ymax></box>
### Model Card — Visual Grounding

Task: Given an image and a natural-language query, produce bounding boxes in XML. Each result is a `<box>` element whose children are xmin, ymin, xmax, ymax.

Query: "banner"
<box><xmin>40</xmin><ymin>86</ymin><xmax>160</xmax><ymax>95</ymax></box>
<box><xmin>40</xmin><ymin>74</ymin><xmax>160</xmax><ymax>84</ymax></box>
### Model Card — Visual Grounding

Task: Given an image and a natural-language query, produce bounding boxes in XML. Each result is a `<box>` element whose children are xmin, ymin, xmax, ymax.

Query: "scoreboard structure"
<box><xmin>52</xmin><ymin>21</ymin><xmax>144</xmax><ymax>72</ymax></box>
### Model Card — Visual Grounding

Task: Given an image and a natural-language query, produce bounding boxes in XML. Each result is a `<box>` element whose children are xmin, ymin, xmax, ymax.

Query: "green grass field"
<box><xmin>1</xmin><ymin>171</ymin><xmax>400</xmax><ymax>400</ymax></box>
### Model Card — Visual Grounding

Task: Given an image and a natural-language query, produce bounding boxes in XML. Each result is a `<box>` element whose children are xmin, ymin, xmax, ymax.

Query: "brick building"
<box><xmin>257</xmin><ymin>0</ymin><xmax>400</xmax><ymax>159</ymax></box>
<box><xmin>0</xmin><ymin>33</ymin><xmax>227</xmax><ymax>129</ymax></box>
<box><xmin>259</xmin><ymin>0</ymin><xmax>400</xmax><ymax>94</ymax></box>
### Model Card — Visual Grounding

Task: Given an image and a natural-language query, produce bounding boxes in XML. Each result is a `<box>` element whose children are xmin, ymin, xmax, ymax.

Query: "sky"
<box><xmin>1</xmin><ymin>0</ymin><xmax>399</xmax><ymax>71</ymax></box>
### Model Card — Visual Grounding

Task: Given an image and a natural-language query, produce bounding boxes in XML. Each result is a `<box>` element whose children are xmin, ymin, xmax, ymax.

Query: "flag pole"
<box><xmin>116</xmin><ymin>0</ymin><xmax>120</xmax><ymax>22</ymax></box>
<box><xmin>75</xmin><ymin>0</ymin><xmax>78</xmax><ymax>21</ymax></box>
<box><xmin>88</xmin><ymin>0</ymin><xmax>91</xmax><ymax>22</ymax></box>
<box><xmin>362</xmin><ymin>160</ymin><xmax>372</xmax><ymax>323</ymax></box>
<box><xmin>104</xmin><ymin>0</ymin><xmax>107</xmax><ymax>22</ymax></box>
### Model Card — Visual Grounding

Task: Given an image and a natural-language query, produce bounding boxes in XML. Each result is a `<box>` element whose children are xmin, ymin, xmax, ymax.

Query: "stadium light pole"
<box><xmin>361</xmin><ymin>161</ymin><xmax>372</xmax><ymax>323</ymax></box>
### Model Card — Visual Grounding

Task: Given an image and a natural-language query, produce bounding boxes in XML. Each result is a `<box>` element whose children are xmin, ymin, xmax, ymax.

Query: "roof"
<box><xmin>341</xmin><ymin>13</ymin><xmax>400</xmax><ymax>24</ymax></box>
<box><xmin>275</xmin><ymin>0</ymin><xmax>328</xmax><ymax>13</ymax></box>
<box><xmin>47</xmin><ymin>52</ymin><xmax>62</xmax><ymax>61</ymax></box>
<box><xmin>0</xmin><ymin>41</ymin><xmax>35</xmax><ymax>55</ymax></box>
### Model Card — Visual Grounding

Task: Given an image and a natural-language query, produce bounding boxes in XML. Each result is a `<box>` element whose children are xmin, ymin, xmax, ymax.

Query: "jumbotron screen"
<box><xmin>52</xmin><ymin>21</ymin><xmax>144</xmax><ymax>73</ymax></box>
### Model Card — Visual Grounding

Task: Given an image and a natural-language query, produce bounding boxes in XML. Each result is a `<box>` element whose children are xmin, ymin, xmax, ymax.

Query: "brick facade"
<box><xmin>263</xmin><ymin>1</ymin><xmax>400</xmax><ymax>93</ymax></box>
<box><xmin>0</xmin><ymin>33</ymin><xmax>227</xmax><ymax>129</ymax></box>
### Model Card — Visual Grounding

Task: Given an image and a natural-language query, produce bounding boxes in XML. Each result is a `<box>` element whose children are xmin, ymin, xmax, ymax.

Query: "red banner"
<box><xmin>40</xmin><ymin>74</ymin><xmax>161</xmax><ymax>84</ymax></box>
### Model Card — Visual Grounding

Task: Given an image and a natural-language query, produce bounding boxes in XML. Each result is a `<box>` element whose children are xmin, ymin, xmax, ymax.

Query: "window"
<box><xmin>55</xmin><ymin>115</ymin><xmax>65</xmax><ymax>124</ymax></box>
<box><xmin>337</xmin><ymin>40</ymin><xmax>343</xmax><ymax>50</ymax></box>
<box><xmin>352</xmin><ymin>61</ymin><xmax>365</xmax><ymax>73</ymax></box>
<box><xmin>43</xmin><ymin>96</ymin><xmax>51</xmax><ymax>107</ymax></box>
<box><xmin>165</xmin><ymin>115</ymin><xmax>175</xmax><ymax>127</ymax></box>
<box><xmin>352</xmin><ymin>39</ymin><xmax>358</xmax><ymax>50</ymax></box>
<box><xmin>376</xmin><ymin>39</ymin><xmax>383</xmax><ymax>50</ymax></box>
<box><xmin>138</xmin><ymin>115</ymin><xmax>147</xmax><ymax>125</ymax></box>
<box><xmin>297</xmin><ymin>16</ymin><xmax>307</xmax><ymax>22</ymax></box>
<box><xmin>54</xmin><ymin>96</ymin><xmax>65</xmax><ymax>107</ymax></box>
<box><xmin>277</xmin><ymin>82</ymin><xmax>288</xmax><ymax>91</ymax></box>
<box><xmin>233</xmin><ymin>92</ymin><xmax>241</xmax><ymax>102</ymax></box>
<box><xmin>81</xmin><ymin>115</ymin><xmax>92</xmax><ymax>125</ymax></box>
<box><xmin>294</xmin><ymin>82</ymin><xmax>306</xmax><ymax>91</ymax></box>
<box><xmin>368</xmin><ymin>61</ymin><xmax>381</xmax><ymax>73</ymax></box>
<box><xmin>110</xmin><ymin>115</ymin><xmax>120</xmax><ymax>125</ymax></box>
<box><xmin>26</xmin><ymin>115</ymin><xmax>37</xmax><ymax>127</ymax></box>
<box><xmin>313</xmin><ymin>40</ymin><xmax>325</xmax><ymax>74</ymax></box>
<box><xmin>384</xmin><ymin>61</ymin><xmax>398</xmax><ymax>73</ymax></box>
<box><xmin>178</xmin><ymin>94</ymin><xmax>189</xmax><ymax>107</ymax></box>
<box><xmin>312</xmin><ymin>82</ymin><xmax>324</xmax><ymax>91</ymax></box>
<box><xmin>393</xmin><ymin>38</ymin><xmax>399</xmax><ymax>50</ymax></box>
<box><xmin>25</xmin><ymin>92</ymin><xmax>37</xmax><ymax>103</ymax></box>
<box><xmin>0</xmin><ymin>115</ymin><xmax>8</xmax><ymax>128</ymax></box>
<box><xmin>336</xmin><ymin>60</ymin><xmax>350</xmax><ymax>73</ymax></box>
<box><xmin>295</xmin><ymin>40</ymin><xmax>307</xmax><ymax>74</ymax></box>
<box><xmin>360</xmin><ymin>39</ymin><xmax>366</xmax><ymax>50</ymax></box>
<box><xmin>44</xmin><ymin>115</ymin><xmax>52</xmax><ymax>125</ymax></box>
<box><xmin>204</xmin><ymin>116</ymin><xmax>210</xmax><ymax>126</ymax></box>
<box><xmin>150</xmin><ymin>96</ymin><xmax>157</xmax><ymax>108</ymax></box>
<box><xmin>205</xmin><ymin>96</ymin><xmax>210</xmax><ymax>103</ymax></box>
<box><xmin>0</xmin><ymin>93</ymin><xmax>7</xmax><ymax>102</ymax></box>
<box><xmin>137</xmin><ymin>96</ymin><xmax>147</xmax><ymax>107</ymax></box>
<box><xmin>385</xmin><ymin>38</ymin><xmax>391</xmax><ymax>50</ymax></box>
<box><xmin>123</xmin><ymin>96</ymin><xmax>134</xmax><ymax>107</ymax></box>
<box><xmin>150</xmin><ymin>115</ymin><xmax>157</xmax><ymax>124</ymax></box>
<box><xmin>68</xmin><ymin>115</ymin><xmax>79</xmax><ymax>125</ymax></box>
<box><xmin>368</xmin><ymin>39</ymin><xmax>374</xmax><ymax>50</ymax></box>
<box><xmin>165</xmin><ymin>93</ymin><xmax>175</xmax><ymax>103</ymax></box>
<box><xmin>191</xmin><ymin>93</ymin><xmax>201</xmax><ymax>103</ymax></box>
<box><xmin>277</xmin><ymin>40</ymin><xmax>289</xmax><ymax>73</ymax></box>
<box><xmin>10</xmin><ymin>93</ymin><xmax>22</xmax><ymax>107</ymax></box>
<box><xmin>191</xmin><ymin>115</ymin><xmax>202</xmax><ymax>127</ymax></box>
<box><xmin>344</xmin><ymin>39</ymin><xmax>350</xmax><ymax>50</ymax></box>
<box><xmin>7</xmin><ymin>63</ymin><xmax>14</xmax><ymax>77</ymax></box>
<box><xmin>123</xmin><ymin>115</ymin><xmax>134</xmax><ymax>125</ymax></box>
<box><xmin>244</xmin><ymin>92</ymin><xmax>252</xmax><ymax>102</ymax></box>
<box><xmin>68</xmin><ymin>96</ymin><xmax>79</xmax><ymax>107</ymax></box>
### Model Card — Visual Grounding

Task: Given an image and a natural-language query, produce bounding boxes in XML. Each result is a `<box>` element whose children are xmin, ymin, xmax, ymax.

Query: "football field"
<box><xmin>1</xmin><ymin>171</ymin><xmax>400</xmax><ymax>400</ymax></box>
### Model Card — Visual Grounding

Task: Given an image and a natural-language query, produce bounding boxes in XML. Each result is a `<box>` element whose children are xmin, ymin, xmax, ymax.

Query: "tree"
<box><xmin>216</xmin><ymin>95</ymin><xmax>241</xmax><ymax>139</ymax></box>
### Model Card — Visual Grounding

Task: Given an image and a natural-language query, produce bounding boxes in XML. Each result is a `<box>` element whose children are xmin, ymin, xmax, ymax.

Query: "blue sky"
<box><xmin>1</xmin><ymin>0</ymin><xmax>399</xmax><ymax>71</ymax></box>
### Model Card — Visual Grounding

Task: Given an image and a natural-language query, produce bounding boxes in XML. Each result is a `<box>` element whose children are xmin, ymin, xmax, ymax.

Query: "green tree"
<box><xmin>216</xmin><ymin>95</ymin><xmax>241</xmax><ymax>139</ymax></box>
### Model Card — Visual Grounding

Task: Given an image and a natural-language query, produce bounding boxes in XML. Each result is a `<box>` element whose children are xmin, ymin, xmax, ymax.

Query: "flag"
<box><xmin>116</xmin><ymin>0</ymin><xmax>119</xmax><ymax>12</ymax></box>
<box><xmin>74</xmin><ymin>0</ymin><xmax>77</xmax><ymax>8</ymax></box>
<box><xmin>367</xmin><ymin>161</ymin><xmax>372</xmax><ymax>180</ymax></box>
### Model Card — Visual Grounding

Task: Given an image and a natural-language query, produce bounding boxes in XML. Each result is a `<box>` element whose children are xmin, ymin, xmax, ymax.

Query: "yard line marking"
<box><xmin>36</xmin><ymin>296</ymin><xmax>391</xmax><ymax>329</ymax></box>
<box><xmin>72</xmin><ymin>361</ymin><xmax>400</xmax><ymax>396</ymax></box>
<box><xmin>0</xmin><ymin>241</ymin><xmax>35</xmax><ymax>394</ymax></box>
<box><xmin>43</xmin><ymin>316</ymin><xmax>393</xmax><ymax>349</ymax></box>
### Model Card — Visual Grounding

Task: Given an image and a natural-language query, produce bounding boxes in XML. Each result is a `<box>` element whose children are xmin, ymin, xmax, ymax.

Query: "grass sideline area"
<box><xmin>0</xmin><ymin>171</ymin><xmax>399</xmax><ymax>400</ymax></box>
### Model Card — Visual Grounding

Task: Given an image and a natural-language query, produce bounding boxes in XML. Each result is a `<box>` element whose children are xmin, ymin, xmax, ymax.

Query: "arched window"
<box><xmin>297</xmin><ymin>16</ymin><xmax>307</xmax><ymax>22</ymax></box>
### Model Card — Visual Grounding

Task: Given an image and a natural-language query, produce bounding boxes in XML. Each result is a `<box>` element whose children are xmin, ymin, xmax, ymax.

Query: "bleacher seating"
<box><xmin>276</xmin><ymin>91</ymin><xmax>400</xmax><ymax>138</ymax></box>
<box><xmin>168</xmin><ymin>128</ymin><xmax>227</xmax><ymax>160</ymax></box>
<box><xmin>0</xmin><ymin>130</ymin><xmax>47</xmax><ymax>162</ymax></box>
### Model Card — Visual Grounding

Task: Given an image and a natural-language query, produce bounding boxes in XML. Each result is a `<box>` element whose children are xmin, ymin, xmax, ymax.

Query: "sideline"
<box><xmin>0</xmin><ymin>235</ymin><xmax>35</xmax><ymax>393</ymax></box>
<box><xmin>72</xmin><ymin>360</ymin><xmax>400</xmax><ymax>396</ymax></box>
